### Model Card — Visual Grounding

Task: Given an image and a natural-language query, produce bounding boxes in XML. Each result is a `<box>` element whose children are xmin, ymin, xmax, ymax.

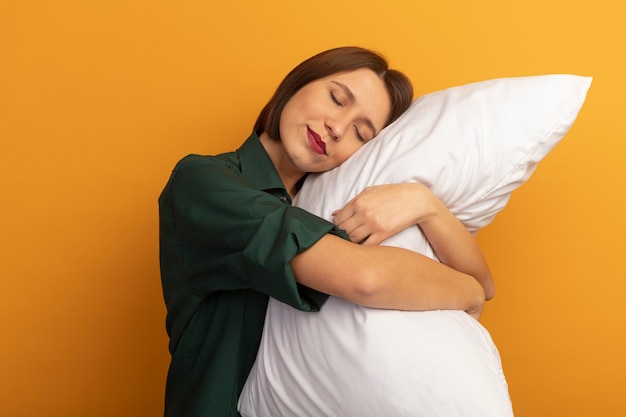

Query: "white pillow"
<box><xmin>239</xmin><ymin>75</ymin><xmax>592</xmax><ymax>417</ymax></box>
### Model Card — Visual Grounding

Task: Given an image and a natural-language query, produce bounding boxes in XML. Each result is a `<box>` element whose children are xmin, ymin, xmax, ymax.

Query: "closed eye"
<box><xmin>330</xmin><ymin>91</ymin><xmax>343</xmax><ymax>107</ymax></box>
<box><xmin>353</xmin><ymin>125</ymin><xmax>366</xmax><ymax>142</ymax></box>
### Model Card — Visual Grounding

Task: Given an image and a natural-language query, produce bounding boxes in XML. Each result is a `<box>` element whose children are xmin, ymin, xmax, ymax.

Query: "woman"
<box><xmin>159</xmin><ymin>46</ymin><xmax>493</xmax><ymax>417</ymax></box>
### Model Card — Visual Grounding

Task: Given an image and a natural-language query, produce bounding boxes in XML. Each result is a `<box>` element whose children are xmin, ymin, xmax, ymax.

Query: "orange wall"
<box><xmin>1</xmin><ymin>1</ymin><xmax>624</xmax><ymax>416</ymax></box>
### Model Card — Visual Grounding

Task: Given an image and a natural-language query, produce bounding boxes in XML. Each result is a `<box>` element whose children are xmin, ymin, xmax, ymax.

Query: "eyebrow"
<box><xmin>331</xmin><ymin>81</ymin><xmax>378</xmax><ymax>137</ymax></box>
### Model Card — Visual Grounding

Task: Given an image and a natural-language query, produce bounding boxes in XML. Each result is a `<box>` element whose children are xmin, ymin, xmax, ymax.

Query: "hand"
<box><xmin>466</xmin><ymin>301</ymin><xmax>484</xmax><ymax>321</ymax></box>
<box><xmin>332</xmin><ymin>183</ymin><xmax>438</xmax><ymax>246</ymax></box>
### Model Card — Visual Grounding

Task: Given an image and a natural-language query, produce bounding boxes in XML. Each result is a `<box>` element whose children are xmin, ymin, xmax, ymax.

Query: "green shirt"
<box><xmin>158</xmin><ymin>132</ymin><xmax>347</xmax><ymax>417</ymax></box>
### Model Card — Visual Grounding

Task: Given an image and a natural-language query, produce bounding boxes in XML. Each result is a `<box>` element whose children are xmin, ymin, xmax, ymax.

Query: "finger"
<box><xmin>360</xmin><ymin>232</ymin><xmax>385</xmax><ymax>246</ymax></box>
<box><xmin>335</xmin><ymin>215</ymin><xmax>362</xmax><ymax>238</ymax></box>
<box><xmin>347</xmin><ymin>225</ymin><xmax>372</xmax><ymax>244</ymax></box>
<box><xmin>332</xmin><ymin>192</ymin><xmax>363</xmax><ymax>224</ymax></box>
<box><xmin>331</xmin><ymin>206</ymin><xmax>355</xmax><ymax>227</ymax></box>
<box><xmin>335</xmin><ymin>217</ymin><xmax>371</xmax><ymax>243</ymax></box>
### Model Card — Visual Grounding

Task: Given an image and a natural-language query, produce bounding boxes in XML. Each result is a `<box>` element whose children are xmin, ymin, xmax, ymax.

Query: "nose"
<box><xmin>325</xmin><ymin>118</ymin><xmax>347</xmax><ymax>141</ymax></box>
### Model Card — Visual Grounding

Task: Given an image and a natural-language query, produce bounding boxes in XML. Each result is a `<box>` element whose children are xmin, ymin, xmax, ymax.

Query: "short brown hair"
<box><xmin>254</xmin><ymin>46</ymin><xmax>413</xmax><ymax>140</ymax></box>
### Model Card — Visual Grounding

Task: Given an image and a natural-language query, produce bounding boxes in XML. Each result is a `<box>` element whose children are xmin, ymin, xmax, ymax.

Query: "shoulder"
<box><xmin>168</xmin><ymin>152</ymin><xmax>247</xmax><ymax>190</ymax></box>
<box><xmin>174</xmin><ymin>152</ymin><xmax>240</xmax><ymax>175</ymax></box>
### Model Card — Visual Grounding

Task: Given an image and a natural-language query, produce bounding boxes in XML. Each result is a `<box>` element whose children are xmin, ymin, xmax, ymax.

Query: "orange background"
<box><xmin>1</xmin><ymin>1</ymin><xmax>624</xmax><ymax>416</ymax></box>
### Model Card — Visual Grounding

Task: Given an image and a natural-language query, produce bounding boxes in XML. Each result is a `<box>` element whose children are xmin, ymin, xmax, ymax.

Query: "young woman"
<box><xmin>158</xmin><ymin>46</ymin><xmax>493</xmax><ymax>417</ymax></box>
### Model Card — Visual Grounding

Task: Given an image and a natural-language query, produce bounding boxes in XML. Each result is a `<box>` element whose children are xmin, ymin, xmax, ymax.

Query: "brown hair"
<box><xmin>254</xmin><ymin>46</ymin><xmax>413</xmax><ymax>140</ymax></box>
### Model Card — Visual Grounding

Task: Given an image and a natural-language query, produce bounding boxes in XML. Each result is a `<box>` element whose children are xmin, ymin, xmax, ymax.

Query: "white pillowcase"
<box><xmin>239</xmin><ymin>75</ymin><xmax>591</xmax><ymax>417</ymax></box>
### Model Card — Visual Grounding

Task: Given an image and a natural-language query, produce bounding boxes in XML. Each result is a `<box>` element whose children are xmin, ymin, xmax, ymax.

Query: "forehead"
<box><xmin>321</xmin><ymin>69</ymin><xmax>392</xmax><ymax>133</ymax></box>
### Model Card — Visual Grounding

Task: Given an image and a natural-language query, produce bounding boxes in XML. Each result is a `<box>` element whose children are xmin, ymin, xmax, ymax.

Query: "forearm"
<box><xmin>331</xmin><ymin>183</ymin><xmax>494</xmax><ymax>299</ymax></box>
<box><xmin>291</xmin><ymin>234</ymin><xmax>485</xmax><ymax>315</ymax></box>
<box><xmin>418</xmin><ymin>196</ymin><xmax>495</xmax><ymax>299</ymax></box>
<box><xmin>356</xmin><ymin>244</ymin><xmax>485</xmax><ymax>315</ymax></box>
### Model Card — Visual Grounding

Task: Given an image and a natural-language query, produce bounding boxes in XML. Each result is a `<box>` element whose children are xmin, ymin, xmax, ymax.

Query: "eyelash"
<box><xmin>353</xmin><ymin>126</ymin><xmax>365</xmax><ymax>142</ymax></box>
<box><xmin>330</xmin><ymin>91</ymin><xmax>343</xmax><ymax>107</ymax></box>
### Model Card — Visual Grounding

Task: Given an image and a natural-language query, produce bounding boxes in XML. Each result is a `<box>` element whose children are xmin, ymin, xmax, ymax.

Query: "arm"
<box><xmin>331</xmin><ymin>183</ymin><xmax>495</xmax><ymax>300</ymax></box>
<box><xmin>291</xmin><ymin>234</ymin><xmax>485</xmax><ymax>318</ymax></box>
<box><xmin>416</xmin><ymin>187</ymin><xmax>495</xmax><ymax>300</ymax></box>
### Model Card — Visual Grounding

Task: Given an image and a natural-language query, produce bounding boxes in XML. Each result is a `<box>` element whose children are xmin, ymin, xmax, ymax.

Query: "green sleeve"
<box><xmin>161</xmin><ymin>155</ymin><xmax>346</xmax><ymax>311</ymax></box>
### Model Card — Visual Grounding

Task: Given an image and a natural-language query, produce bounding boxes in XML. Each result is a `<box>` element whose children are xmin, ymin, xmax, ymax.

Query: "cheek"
<box><xmin>335</xmin><ymin>142</ymin><xmax>362</xmax><ymax>164</ymax></box>
<box><xmin>277</xmin><ymin>104</ymin><xmax>300</xmax><ymax>140</ymax></box>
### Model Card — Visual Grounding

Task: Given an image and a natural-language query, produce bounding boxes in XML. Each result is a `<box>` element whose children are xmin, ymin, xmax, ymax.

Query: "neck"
<box><xmin>258</xmin><ymin>132</ymin><xmax>305</xmax><ymax>198</ymax></box>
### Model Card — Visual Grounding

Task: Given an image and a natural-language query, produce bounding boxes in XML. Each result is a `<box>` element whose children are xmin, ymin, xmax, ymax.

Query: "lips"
<box><xmin>307</xmin><ymin>127</ymin><xmax>326</xmax><ymax>155</ymax></box>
